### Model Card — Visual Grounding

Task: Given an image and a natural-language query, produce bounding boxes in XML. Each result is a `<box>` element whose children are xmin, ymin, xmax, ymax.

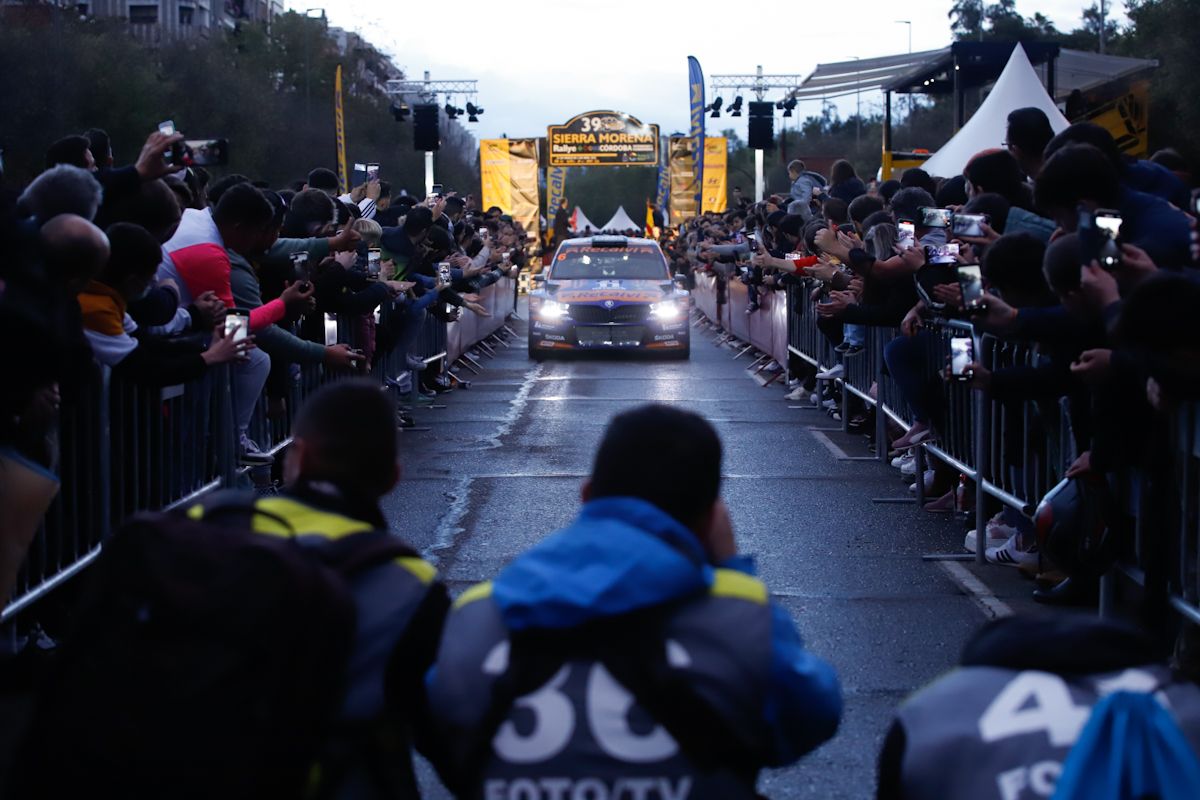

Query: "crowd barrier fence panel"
<box><xmin>2</xmin><ymin>364</ymin><xmax>236</xmax><ymax>622</ymax></box>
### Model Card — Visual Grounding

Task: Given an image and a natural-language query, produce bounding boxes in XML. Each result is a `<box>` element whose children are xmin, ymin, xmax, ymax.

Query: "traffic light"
<box><xmin>413</xmin><ymin>103</ymin><xmax>440</xmax><ymax>152</ymax></box>
<box><xmin>748</xmin><ymin>101</ymin><xmax>774</xmax><ymax>150</ymax></box>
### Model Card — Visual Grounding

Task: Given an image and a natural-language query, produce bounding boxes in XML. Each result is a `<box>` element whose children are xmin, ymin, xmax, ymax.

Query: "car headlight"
<box><xmin>537</xmin><ymin>300</ymin><xmax>568</xmax><ymax>321</ymax></box>
<box><xmin>650</xmin><ymin>300</ymin><xmax>681</xmax><ymax>320</ymax></box>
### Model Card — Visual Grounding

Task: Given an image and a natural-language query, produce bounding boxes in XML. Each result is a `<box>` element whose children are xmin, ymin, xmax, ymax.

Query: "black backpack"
<box><xmin>12</xmin><ymin>496</ymin><xmax>415</xmax><ymax>799</ymax></box>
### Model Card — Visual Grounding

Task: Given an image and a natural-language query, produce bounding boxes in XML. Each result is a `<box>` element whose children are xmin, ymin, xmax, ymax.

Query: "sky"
<box><xmin>291</xmin><ymin>0</ymin><xmax>1128</xmax><ymax>144</ymax></box>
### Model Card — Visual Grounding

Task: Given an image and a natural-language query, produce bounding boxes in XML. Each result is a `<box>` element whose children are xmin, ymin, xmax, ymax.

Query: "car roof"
<box><xmin>559</xmin><ymin>236</ymin><xmax>661</xmax><ymax>249</ymax></box>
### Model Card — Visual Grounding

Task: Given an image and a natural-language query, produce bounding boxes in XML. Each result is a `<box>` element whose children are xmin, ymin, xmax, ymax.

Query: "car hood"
<box><xmin>549</xmin><ymin>279</ymin><xmax>669</xmax><ymax>304</ymax></box>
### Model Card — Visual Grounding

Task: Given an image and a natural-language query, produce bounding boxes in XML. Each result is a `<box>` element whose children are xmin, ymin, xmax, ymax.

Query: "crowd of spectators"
<box><xmin>0</xmin><ymin>125</ymin><xmax>524</xmax><ymax>611</ymax></box>
<box><xmin>673</xmin><ymin>111</ymin><xmax>1200</xmax><ymax>608</ymax></box>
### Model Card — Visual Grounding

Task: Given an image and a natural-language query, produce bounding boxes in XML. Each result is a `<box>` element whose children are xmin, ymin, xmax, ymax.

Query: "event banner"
<box><xmin>687</xmin><ymin>56</ymin><xmax>705</xmax><ymax>213</ymax></box>
<box><xmin>1074</xmin><ymin>80</ymin><xmax>1150</xmax><ymax>159</ymax></box>
<box><xmin>654</xmin><ymin>138</ymin><xmax>670</xmax><ymax>213</ymax></box>
<box><xmin>668</xmin><ymin>135</ymin><xmax>727</xmax><ymax>224</ymax></box>
<box><xmin>548</xmin><ymin>110</ymin><xmax>660</xmax><ymax>167</ymax></box>
<box><xmin>480</xmin><ymin>139</ymin><xmax>541</xmax><ymax>234</ymax></box>
<box><xmin>546</xmin><ymin>165</ymin><xmax>567</xmax><ymax>228</ymax></box>
<box><xmin>334</xmin><ymin>64</ymin><xmax>348</xmax><ymax>194</ymax></box>
<box><xmin>701</xmin><ymin>136</ymin><xmax>727</xmax><ymax>214</ymax></box>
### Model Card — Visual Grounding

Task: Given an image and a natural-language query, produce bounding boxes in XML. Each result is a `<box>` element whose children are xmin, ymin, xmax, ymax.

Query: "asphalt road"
<box><xmin>384</xmin><ymin>305</ymin><xmax>1014</xmax><ymax>799</ymax></box>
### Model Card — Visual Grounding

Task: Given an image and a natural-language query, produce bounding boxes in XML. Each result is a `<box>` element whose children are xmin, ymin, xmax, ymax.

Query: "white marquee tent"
<box><xmin>600</xmin><ymin>206</ymin><xmax>642</xmax><ymax>233</ymax></box>
<box><xmin>569</xmin><ymin>206</ymin><xmax>598</xmax><ymax>233</ymax></box>
<box><xmin>922</xmin><ymin>44</ymin><xmax>1070</xmax><ymax>179</ymax></box>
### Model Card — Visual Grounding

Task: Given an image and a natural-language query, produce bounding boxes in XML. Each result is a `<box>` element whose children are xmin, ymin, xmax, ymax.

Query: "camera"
<box><xmin>182</xmin><ymin>139</ymin><xmax>229</xmax><ymax>167</ymax></box>
<box><xmin>158</xmin><ymin>119</ymin><xmax>185</xmax><ymax>166</ymax></box>
<box><xmin>437</xmin><ymin>261</ymin><xmax>452</xmax><ymax>284</ymax></box>
<box><xmin>367</xmin><ymin>248</ymin><xmax>382</xmax><ymax>279</ymax></box>
<box><xmin>366</xmin><ymin>163</ymin><xmax>380</xmax><ymax>181</ymax></box>
<box><xmin>898</xmin><ymin>221</ymin><xmax>916</xmax><ymax>250</ymax></box>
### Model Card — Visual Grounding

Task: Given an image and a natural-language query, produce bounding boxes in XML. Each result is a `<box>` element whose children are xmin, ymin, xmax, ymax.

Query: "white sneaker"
<box><xmin>986</xmin><ymin>534</ymin><xmax>1039</xmax><ymax>569</ymax></box>
<box><xmin>900</xmin><ymin>456</ymin><xmax>917</xmax><ymax>477</ymax></box>
<box><xmin>816</xmin><ymin>363</ymin><xmax>844</xmax><ymax>380</ymax></box>
<box><xmin>908</xmin><ymin>469</ymin><xmax>936</xmax><ymax>494</ymax></box>
<box><xmin>784</xmin><ymin>387</ymin><xmax>806</xmax><ymax>401</ymax></box>
<box><xmin>821</xmin><ymin>398</ymin><xmax>838</xmax><ymax>410</ymax></box>
<box><xmin>764</xmin><ymin>360</ymin><xmax>782</xmax><ymax>372</ymax></box>
<box><xmin>810</xmin><ymin>392</ymin><xmax>820</xmax><ymax>407</ymax></box>
<box><xmin>985</xmin><ymin>511</ymin><xmax>1021</xmax><ymax>542</ymax></box>
<box><xmin>890</xmin><ymin>452</ymin><xmax>910</xmax><ymax>469</ymax></box>
<box><xmin>964</xmin><ymin>527</ymin><xmax>1011</xmax><ymax>553</ymax></box>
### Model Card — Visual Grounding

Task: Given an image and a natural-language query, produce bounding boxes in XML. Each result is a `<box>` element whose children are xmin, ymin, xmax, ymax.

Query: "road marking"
<box><xmin>484</xmin><ymin>364</ymin><xmax>541</xmax><ymax>449</ymax></box>
<box><xmin>423</xmin><ymin>476</ymin><xmax>473</xmax><ymax>566</ymax></box>
<box><xmin>425</xmin><ymin>363</ymin><xmax>542</xmax><ymax>566</ymax></box>
<box><xmin>938</xmin><ymin>561</ymin><xmax>1014</xmax><ymax>619</ymax></box>
<box><xmin>809</xmin><ymin>428</ymin><xmax>851</xmax><ymax>460</ymax></box>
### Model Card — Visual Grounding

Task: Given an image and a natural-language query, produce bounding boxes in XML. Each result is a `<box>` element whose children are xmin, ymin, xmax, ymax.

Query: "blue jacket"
<box><xmin>491</xmin><ymin>496</ymin><xmax>843</xmax><ymax>765</ymax></box>
<box><xmin>1118</xmin><ymin>186</ymin><xmax>1193</xmax><ymax>270</ymax></box>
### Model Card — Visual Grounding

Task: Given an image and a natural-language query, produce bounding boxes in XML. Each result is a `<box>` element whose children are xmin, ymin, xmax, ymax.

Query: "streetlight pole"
<box><xmin>895</xmin><ymin>20</ymin><xmax>912</xmax><ymax>123</ymax></box>
<box><xmin>304</xmin><ymin>8</ymin><xmax>325</xmax><ymax>120</ymax></box>
<box><xmin>850</xmin><ymin>56</ymin><xmax>861</xmax><ymax>152</ymax></box>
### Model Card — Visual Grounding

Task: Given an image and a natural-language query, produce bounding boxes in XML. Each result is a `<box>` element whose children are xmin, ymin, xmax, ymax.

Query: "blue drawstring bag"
<box><xmin>1054</xmin><ymin>690</ymin><xmax>1200</xmax><ymax>800</ymax></box>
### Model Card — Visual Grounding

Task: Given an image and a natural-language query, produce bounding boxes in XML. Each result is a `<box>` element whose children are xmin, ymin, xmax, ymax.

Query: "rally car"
<box><xmin>528</xmin><ymin>236</ymin><xmax>689</xmax><ymax>359</ymax></box>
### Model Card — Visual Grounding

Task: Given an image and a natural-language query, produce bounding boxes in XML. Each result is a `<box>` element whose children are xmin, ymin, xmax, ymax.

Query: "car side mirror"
<box><xmin>532</xmin><ymin>273</ymin><xmax>546</xmax><ymax>284</ymax></box>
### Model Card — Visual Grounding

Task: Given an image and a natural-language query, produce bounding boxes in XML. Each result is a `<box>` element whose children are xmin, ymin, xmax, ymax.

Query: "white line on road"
<box><xmin>425</xmin><ymin>363</ymin><xmax>543</xmax><ymax>565</ymax></box>
<box><xmin>808</xmin><ymin>428</ymin><xmax>852</xmax><ymax>460</ymax></box>
<box><xmin>938</xmin><ymin>561</ymin><xmax>1014</xmax><ymax>619</ymax></box>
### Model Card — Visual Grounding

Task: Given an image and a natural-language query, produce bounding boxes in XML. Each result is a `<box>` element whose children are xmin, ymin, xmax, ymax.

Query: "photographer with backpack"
<box><xmin>15</xmin><ymin>380</ymin><xmax>449</xmax><ymax>799</ymax></box>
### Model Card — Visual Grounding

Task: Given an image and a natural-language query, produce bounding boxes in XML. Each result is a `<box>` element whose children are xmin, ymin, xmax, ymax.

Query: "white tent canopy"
<box><xmin>922</xmin><ymin>44</ymin><xmax>1070</xmax><ymax>179</ymax></box>
<box><xmin>600</xmin><ymin>206</ymin><xmax>641</xmax><ymax>233</ymax></box>
<box><xmin>569</xmin><ymin>206</ymin><xmax>598</xmax><ymax>233</ymax></box>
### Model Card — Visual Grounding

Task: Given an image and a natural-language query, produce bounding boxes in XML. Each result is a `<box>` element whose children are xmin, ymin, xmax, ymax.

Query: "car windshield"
<box><xmin>551</xmin><ymin>245</ymin><xmax>667</xmax><ymax>280</ymax></box>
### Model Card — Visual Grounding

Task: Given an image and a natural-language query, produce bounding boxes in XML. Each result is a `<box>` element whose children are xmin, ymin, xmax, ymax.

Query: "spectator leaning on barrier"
<box><xmin>427</xmin><ymin>404</ymin><xmax>842</xmax><ymax>798</ymax></box>
<box><xmin>78</xmin><ymin>222</ymin><xmax>248</xmax><ymax>383</ymax></box>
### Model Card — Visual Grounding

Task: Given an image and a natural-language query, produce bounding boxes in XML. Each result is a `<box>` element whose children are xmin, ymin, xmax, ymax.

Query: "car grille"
<box><xmin>568</xmin><ymin>304</ymin><xmax>651</xmax><ymax>324</ymax></box>
<box><xmin>575</xmin><ymin>326</ymin><xmax>646</xmax><ymax>346</ymax></box>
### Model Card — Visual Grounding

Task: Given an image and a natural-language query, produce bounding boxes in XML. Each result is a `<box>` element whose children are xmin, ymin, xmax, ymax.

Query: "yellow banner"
<box><xmin>1074</xmin><ymin>80</ymin><xmax>1150</xmax><ymax>159</ymax></box>
<box><xmin>479</xmin><ymin>139</ymin><xmax>541</xmax><ymax>235</ymax></box>
<box><xmin>668</xmin><ymin>135</ymin><xmax>696</xmax><ymax>226</ymax></box>
<box><xmin>701</xmin><ymin>136</ymin><xmax>727</xmax><ymax>214</ymax></box>
<box><xmin>669</xmin><ymin>135</ymin><xmax>727</xmax><ymax>223</ymax></box>
<box><xmin>480</xmin><ymin>139</ymin><xmax>511</xmax><ymax>216</ymax></box>
<box><xmin>334</xmin><ymin>64</ymin><xmax>348</xmax><ymax>194</ymax></box>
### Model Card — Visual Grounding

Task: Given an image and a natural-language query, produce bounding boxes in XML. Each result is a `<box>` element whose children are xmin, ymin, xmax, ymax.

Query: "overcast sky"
<box><xmin>291</xmin><ymin>0</ymin><xmax>1127</xmax><ymax>143</ymax></box>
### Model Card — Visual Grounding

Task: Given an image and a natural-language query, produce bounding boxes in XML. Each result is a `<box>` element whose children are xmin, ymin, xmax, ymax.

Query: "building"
<box><xmin>2</xmin><ymin>0</ymin><xmax>284</xmax><ymax>40</ymax></box>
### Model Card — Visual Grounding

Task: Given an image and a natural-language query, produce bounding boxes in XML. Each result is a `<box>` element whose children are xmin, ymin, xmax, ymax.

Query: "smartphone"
<box><xmin>950</xmin><ymin>336</ymin><xmax>974</xmax><ymax>381</ymax></box>
<box><xmin>223</xmin><ymin>309</ymin><xmax>250</xmax><ymax>343</ymax></box>
<box><xmin>183</xmin><ymin>138</ymin><xmax>228</xmax><ymax>167</ymax></box>
<box><xmin>898</xmin><ymin>221</ymin><xmax>916</xmax><ymax>251</ymax></box>
<box><xmin>158</xmin><ymin>120</ymin><xmax>184</xmax><ymax>166</ymax></box>
<box><xmin>926</xmin><ymin>242</ymin><xmax>960</xmax><ymax>265</ymax></box>
<box><xmin>431</xmin><ymin>183</ymin><xmax>444</xmax><ymax>197</ymax></box>
<box><xmin>920</xmin><ymin>207</ymin><xmax>952</xmax><ymax>229</ymax></box>
<box><xmin>1078</xmin><ymin>207</ymin><xmax>1122</xmax><ymax>269</ymax></box>
<box><xmin>290</xmin><ymin>251</ymin><xmax>311</xmax><ymax>282</ymax></box>
<box><xmin>951</xmin><ymin>212</ymin><xmax>989</xmax><ymax>238</ymax></box>
<box><xmin>323</xmin><ymin>313</ymin><xmax>339</xmax><ymax>346</ymax></box>
<box><xmin>437</xmin><ymin>261</ymin><xmax>452</xmax><ymax>284</ymax></box>
<box><xmin>367</xmin><ymin>248</ymin><xmax>382</xmax><ymax>279</ymax></box>
<box><xmin>956</xmin><ymin>264</ymin><xmax>985</xmax><ymax>311</ymax></box>
<box><xmin>366</xmin><ymin>162</ymin><xmax>380</xmax><ymax>181</ymax></box>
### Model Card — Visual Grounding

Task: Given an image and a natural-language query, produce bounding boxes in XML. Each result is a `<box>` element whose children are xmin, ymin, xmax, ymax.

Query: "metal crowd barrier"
<box><xmin>3</xmin><ymin>364</ymin><xmax>235</xmax><ymax>622</ymax></box>
<box><xmin>694</xmin><ymin>260</ymin><xmax>1200</xmax><ymax>625</ymax></box>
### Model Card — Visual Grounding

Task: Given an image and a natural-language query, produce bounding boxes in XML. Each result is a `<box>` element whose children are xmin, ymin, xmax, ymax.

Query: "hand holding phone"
<box><xmin>956</xmin><ymin>264</ymin><xmax>986</xmax><ymax>312</ymax></box>
<box><xmin>950</xmin><ymin>336</ymin><xmax>974</xmax><ymax>381</ymax></box>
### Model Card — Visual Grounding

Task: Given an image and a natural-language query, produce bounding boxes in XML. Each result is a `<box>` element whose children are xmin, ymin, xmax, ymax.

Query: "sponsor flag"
<box><xmin>654</xmin><ymin>137</ymin><xmax>670</xmax><ymax>212</ymax></box>
<box><xmin>480</xmin><ymin>139</ymin><xmax>541</xmax><ymax>235</ymax></box>
<box><xmin>687</xmin><ymin>56</ymin><xmax>705</xmax><ymax>214</ymax></box>
<box><xmin>546</xmin><ymin>165</ymin><xmax>567</xmax><ymax>235</ymax></box>
<box><xmin>701</xmin><ymin>136</ymin><xmax>727</xmax><ymax>214</ymax></box>
<box><xmin>334</xmin><ymin>64</ymin><xmax>348</xmax><ymax>194</ymax></box>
